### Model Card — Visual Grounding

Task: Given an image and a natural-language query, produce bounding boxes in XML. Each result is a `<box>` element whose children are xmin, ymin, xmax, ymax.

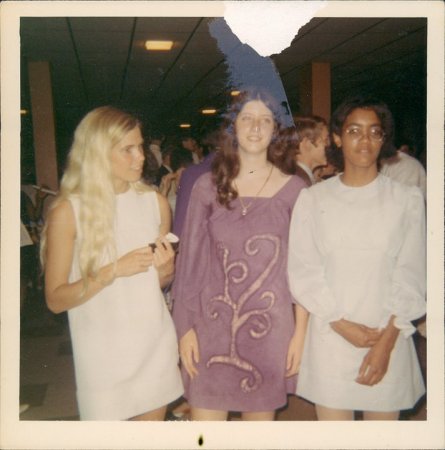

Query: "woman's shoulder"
<box><xmin>304</xmin><ymin>174</ymin><xmax>339</xmax><ymax>197</ymax></box>
<box><xmin>194</xmin><ymin>171</ymin><xmax>213</xmax><ymax>188</ymax></box>
<box><xmin>287</xmin><ymin>173</ymin><xmax>309</xmax><ymax>189</ymax></box>
<box><xmin>379</xmin><ymin>174</ymin><xmax>424</xmax><ymax>205</ymax></box>
<box><xmin>50</xmin><ymin>198</ymin><xmax>74</xmax><ymax>215</ymax></box>
<box><xmin>278</xmin><ymin>174</ymin><xmax>308</xmax><ymax>202</ymax></box>
<box><xmin>132</xmin><ymin>181</ymin><xmax>156</xmax><ymax>194</ymax></box>
<box><xmin>191</xmin><ymin>172</ymin><xmax>216</xmax><ymax>198</ymax></box>
<box><xmin>46</xmin><ymin>198</ymin><xmax>77</xmax><ymax>233</ymax></box>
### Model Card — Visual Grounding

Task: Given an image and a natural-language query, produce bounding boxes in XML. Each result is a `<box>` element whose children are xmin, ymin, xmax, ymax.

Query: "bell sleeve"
<box><xmin>287</xmin><ymin>188</ymin><xmax>344</xmax><ymax>332</ymax></box>
<box><xmin>172</xmin><ymin>175</ymin><xmax>212</xmax><ymax>339</ymax></box>
<box><xmin>382</xmin><ymin>186</ymin><xmax>426</xmax><ymax>337</ymax></box>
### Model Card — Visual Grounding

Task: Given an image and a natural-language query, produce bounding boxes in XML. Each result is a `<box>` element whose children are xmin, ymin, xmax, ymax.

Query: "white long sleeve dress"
<box><xmin>288</xmin><ymin>174</ymin><xmax>426</xmax><ymax>411</ymax></box>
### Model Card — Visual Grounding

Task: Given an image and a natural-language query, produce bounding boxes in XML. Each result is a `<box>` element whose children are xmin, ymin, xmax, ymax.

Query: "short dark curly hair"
<box><xmin>327</xmin><ymin>95</ymin><xmax>397</xmax><ymax>171</ymax></box>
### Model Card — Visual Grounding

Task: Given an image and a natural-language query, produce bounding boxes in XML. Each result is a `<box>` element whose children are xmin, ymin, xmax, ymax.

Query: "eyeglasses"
<box><xmin>344</xmin><ymin>126</ymin><xmax>385</xmax><ymax>142</ymax></box>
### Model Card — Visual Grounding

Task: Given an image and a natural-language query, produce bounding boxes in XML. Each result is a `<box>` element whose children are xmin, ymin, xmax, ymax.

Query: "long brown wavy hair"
<box><xmin>212</xmin><ymin>87</ymin><xmax>297</xmax><ymax>208</ymax></box>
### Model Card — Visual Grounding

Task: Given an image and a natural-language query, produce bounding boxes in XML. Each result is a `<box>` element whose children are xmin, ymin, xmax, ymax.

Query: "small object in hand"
<box><xmin>149</xmin><ymin>232</ymin><xmax>180</xmax><ymax>252</ymax></box>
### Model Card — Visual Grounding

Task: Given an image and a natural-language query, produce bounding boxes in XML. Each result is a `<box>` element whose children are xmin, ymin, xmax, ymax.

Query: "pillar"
<box><xmin>298</xmin><ymin>62</ymin><xmax>331</xmax><ymax>121</ymax></box>
<box><xmin>28</xmin><ymin>61</ymin><xmax>59</xmax><ymax>192</ymax></box>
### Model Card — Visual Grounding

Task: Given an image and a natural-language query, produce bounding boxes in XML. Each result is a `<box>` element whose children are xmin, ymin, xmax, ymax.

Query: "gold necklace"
<box><xmin>234</xmin><ymin>165</ymin><xmax>274</xmax><ymax>216</ymax></box>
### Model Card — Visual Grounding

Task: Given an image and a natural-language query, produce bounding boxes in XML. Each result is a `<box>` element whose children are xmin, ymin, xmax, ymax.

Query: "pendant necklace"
<box><xmin>248</xmin><ymin>164</ymin><xmax>269</xmax><ymax>174</ymax></box>
<box><xmin>234</xmin><ymin>165</ymin><xmax>274</xmax><ymax>216</ymax></box>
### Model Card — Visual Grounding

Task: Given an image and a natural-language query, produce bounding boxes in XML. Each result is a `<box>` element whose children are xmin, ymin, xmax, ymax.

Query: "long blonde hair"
<box><xmin>41</xmin><ymin>106</ymin><xmax>149</xmax><ymax>286</ymax></box>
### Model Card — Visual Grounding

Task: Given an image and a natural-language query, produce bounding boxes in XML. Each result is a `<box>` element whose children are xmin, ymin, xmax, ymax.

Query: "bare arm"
<box><xmin>156</xmin><ymin>191</ymin><xmax>171</xmax><ymax>235</ymax></box>
<box><xmin>44</xmin><ymin>200</ymin><xmax>153</xmax><ymax>314</ymax></box>
<box><xmin>154</xmin><ymin>192</ymin><xmax>175</xmax><ymax>287</ymax></box>
<box><xmin>356</xmin><ymin>315</ymin><xmax>400</xmax><ymax>386</ymax></box>
<box><xmin>158</xmin><ymin>172</ymin><xmax>176</xmax><ymax>199</ymax></box>
<box><xmin>179</xmin><ymin>327</ymin><xmax>200</xmax><ymax>378</ymax></box>
<box><xmin>330</xmin><ymin>318</ymin><xmax>383</xmax><ymax>348</ymax></box>
<box><xmin>286</xmin><ymin>304</ymin><xmax>309</xmax><ymax>376</ymax></box>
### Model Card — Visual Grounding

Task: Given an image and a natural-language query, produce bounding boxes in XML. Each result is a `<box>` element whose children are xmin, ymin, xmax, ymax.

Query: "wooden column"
<box><xmin>28</xmin><ymin>61</ymin><xmax>59</xmax><ymax>191</ymax></box>
<box><xmin>298</xmin><ymin>62</ymin><xmax>331</xmax><ymax>121</ymax></box>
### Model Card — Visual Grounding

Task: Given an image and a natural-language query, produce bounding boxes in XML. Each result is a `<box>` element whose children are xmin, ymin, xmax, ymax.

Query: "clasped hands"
<box><xmin>330</xmin><ymin>318</ymin><xmax>398</xmax><ymax>387</ymax></box>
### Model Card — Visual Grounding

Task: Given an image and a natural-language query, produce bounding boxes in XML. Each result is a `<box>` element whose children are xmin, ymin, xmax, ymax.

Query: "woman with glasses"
<box><xmin>287</xmin><ymin>95</ymin><xmax>426</xmax><ymax>420</ymax></box>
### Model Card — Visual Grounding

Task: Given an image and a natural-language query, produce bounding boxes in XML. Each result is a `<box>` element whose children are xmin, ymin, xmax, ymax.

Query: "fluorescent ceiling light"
<box><xmin>179</xmin><ymin>123</ymin><xmax>191</xmax><ymax>128</ymax></box>
<box><xmin>201</xmin><ymin>108</ymin><xmax>217</xmax><ymax>115</ymax></box>
<box><xmin>145</xmin><ymin>40</ymin><xmax>173</xmax><ymax>51</ymax></box>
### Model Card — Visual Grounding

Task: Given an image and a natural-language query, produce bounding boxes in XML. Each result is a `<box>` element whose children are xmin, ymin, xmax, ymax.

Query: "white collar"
<box><xmin>297</xmin><ymin>162</ymin><xmax>316</xmax><ymax>183</ymax></box>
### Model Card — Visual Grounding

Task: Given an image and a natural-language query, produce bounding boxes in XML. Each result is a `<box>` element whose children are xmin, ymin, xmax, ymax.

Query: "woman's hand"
<box><xmin>152</xmin><ymin>236</ymin><xmax>175</xmax><ymax>288</ymax></box>
<box><xmin>286</xmin><ymin>304</ymin><xmax>309</xmax><ymax>377</ymax></box>
<box><xmin>115</xmin><ymin>247</ymin><xmax>153</xmax><ymax>278</ymax></box>
<box><xmin>286</xmin><ymin>332</ymin><xmax>304</xmax><ymax>377</ymax></box>
<box><xmin>331</xmin><ymin>318</ymin><xmax>382</xmax><ymax>348</ymax></box>
<box><xmin>356</xmin><ymin>317</ymin><xmax>400</xmax><ymax>386</ymax></box>
<box><xmin>179</xmin><ymin>328</ymin><xmax>200</xmax><ymax>379</ymax></box>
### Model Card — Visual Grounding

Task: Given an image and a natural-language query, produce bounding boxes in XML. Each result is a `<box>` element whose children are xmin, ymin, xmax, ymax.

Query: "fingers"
<box><xmin>180</xmin><ymin>343</ymin><xmax>199</xmax><ymax>379</ymax></box>
<box><xmin>117</xmin><ymin>247</ymin><xmax>154</xmax><ymax>277</ymax></box>
<box><xmin>356</xmin><ymin>365</ymin><xmax>382</xmax><ymax>386</ymax></box>
<box><xmin>192</xmin><ymin>340</ymin><xmax>200</xmax><ymax>365</ymax></box>
<box><xmin>357</xmin><ymin>355</ymin><xmax>369</xmax><ymax>381</ymax></box>
<box><xmin>356</xmin><ymin>354</ymin><xmax>385</xmax><ymax>386</ymax></box>
<box><xmin>285</xmin><ymin>355</ymin><xmax>299</xmax><ymax>377</ymax></box>
<box><xmin>182</xmin><ymin>355</ymin><xmax>198</xmax><ymax>379</ymax></box>
<box><xmin>285</xmin><ymin>339</ymin><xmax>301</xmax><ymax>377</ymax></box>
<box><xmin>152</xmin><ymin>237</ymin><xmax>174</xmax><ymax>266</ymax></box>
<box><xmin>354</xmin><ymin>325</ymin><xmax>382</xmax><ymax>348</ymax></box>
<box><xmin>180</xmin><ymin>329</ymin><xmax>200</xmax><ymax>379</ymax></box>
<box><xmin>134</xmin><ymin>248</ymin><xmax>153</xmax><ymax>270</ymax></box>
<box><xmin>157</xmin><ymin>236</ymin><xmax>174</xmax><ymax>253</ymax></box>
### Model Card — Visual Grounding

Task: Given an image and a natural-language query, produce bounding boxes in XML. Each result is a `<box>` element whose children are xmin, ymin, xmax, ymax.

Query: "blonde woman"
<box><xmin>40</xmin><ymin>106</ymin><xmax>183</xmax><ymax>420</ymax></box>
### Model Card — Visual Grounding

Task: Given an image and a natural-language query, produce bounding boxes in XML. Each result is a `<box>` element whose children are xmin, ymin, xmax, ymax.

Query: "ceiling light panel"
<box><xmin>145</xmin><ymin>40</ymin><xmax>174</xmax><ymax>51</ymax></box>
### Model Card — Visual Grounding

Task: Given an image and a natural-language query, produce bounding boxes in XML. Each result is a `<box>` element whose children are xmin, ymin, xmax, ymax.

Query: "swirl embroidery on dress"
<box><xmin>206</xmin><ymin>234</ymin><xmax>279</xmax><ymax>392</ymax></box>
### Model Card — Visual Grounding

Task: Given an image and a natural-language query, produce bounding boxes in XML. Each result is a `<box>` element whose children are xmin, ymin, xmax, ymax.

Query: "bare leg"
<box><xmin>363</xmin><ymin>410</ymin><xmax>399</xmax><ymax>420</ymax></box>
<box><xmin>172</xmin><ymin>400</ymin><xmax>191</xmax><ymax>418</ymax></box>
<box><xmin>316</xmin><ymin>404</ymin><xmax>354</xmax><ymax>421</ymax></box>
<box><xmin>130</xmin><ymin>405</ymin><xmax>167</xmax><ymax>421</ymax></box>
<box><xmin>241</xmin><ymin>411</ymin><xmax>275</xmax><ymax>421</ymax></box>
<box><xmin>191</xmin><ymin>407</ymin><xmax>228</xmax><ymax>421</ymax></box>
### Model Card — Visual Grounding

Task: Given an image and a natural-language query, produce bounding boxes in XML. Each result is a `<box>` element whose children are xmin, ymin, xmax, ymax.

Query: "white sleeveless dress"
<box><xmin>68</xmin><ymin>189</ymin><xmax>183</xmax><ymax>420</ymax></box>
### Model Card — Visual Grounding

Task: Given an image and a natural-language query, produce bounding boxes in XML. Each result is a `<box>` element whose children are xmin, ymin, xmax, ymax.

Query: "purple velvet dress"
<box><xmin>172</xmin><ymin>172</ymin><xmax>306</xmax><ymax>412</ymax></box>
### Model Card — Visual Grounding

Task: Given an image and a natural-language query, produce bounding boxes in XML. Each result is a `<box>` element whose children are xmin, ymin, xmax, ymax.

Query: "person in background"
<box><xmin>40</xmin><ymin>106</ymin><xmax>183</xmax><ymax>420</ymax></box>
<box><xmin>293</xmin><ymin>115</ymin><xmax>330</xmax><ymax>186</ymax></box>
<box><xmin>380</xmin><ymin>140</ymin><xmax>426</xmax><ymax>198</ymax></box>
<box><xmin>141</xmin><ymin>141</ymin><xmax>160</xmax><ymax>186</ymax></box>
<box><xmin>148</xmin><ymin>130</ymin><xmax>165</xmax><ymax>168</ymax></box>
<box><xmin>173</xmin><ymin>128</ymin><xmax>222</xmax><ymax>238</ymax></box>
<box><xmin>181</xmin><ymin>134</ymin><xmax>203</xmax><ymax>164</ymax></box>
<box><xmin>312</xmin><ymin>162</ymin><xmax>338</xmax><ymax>183</ymax></box>
<box><xmin>172</xmin><ymin>87</ymin><xmax>308</xmax><ymax>421</ymax></box>
<box><xmin>155</xmin><ymin>145</ymin><xmax>174</xmax><ymax>187</ymax></box>
<box><xmin>159</xmin><ymin>147</ymin><xmax>194</xmax><ymax>216</ymax></box>
<box><xmin>288</xmin><ymin>95</ymin><xmax>426</xmax><ymax>421</ymax></box>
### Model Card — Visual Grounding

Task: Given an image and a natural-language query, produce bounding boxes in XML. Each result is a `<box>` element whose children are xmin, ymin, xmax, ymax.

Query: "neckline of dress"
<box><xmin>336</xmin><ymin>173</ymin><xmax>380</xmax><ymax>191</ymax></box>
<box><xmin>237</xmin><ymin>175</ymin><xmax>295</xmax><ymax>200</ymax></box>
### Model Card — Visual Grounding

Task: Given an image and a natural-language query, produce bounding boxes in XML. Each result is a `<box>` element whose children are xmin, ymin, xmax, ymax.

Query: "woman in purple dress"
<box><xmin>172</xmin><ymin>88</ymin><xmax>308</xmax><ymax>420</ymax></box>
